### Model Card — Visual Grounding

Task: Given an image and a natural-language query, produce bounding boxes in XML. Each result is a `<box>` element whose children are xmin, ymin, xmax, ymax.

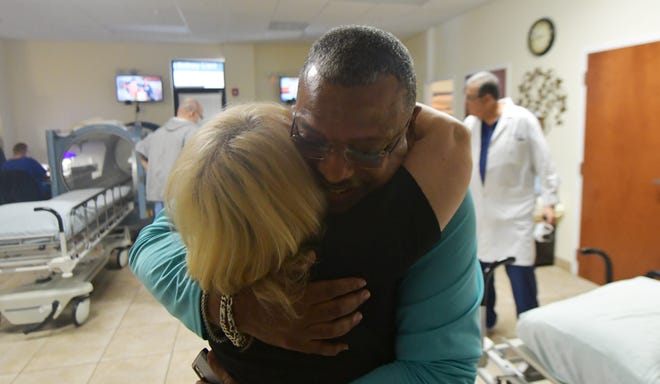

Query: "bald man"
<box><xmin>135</xmin><ymin>98</ymin><xmax>204</xmax><ymax>214</ymax></box>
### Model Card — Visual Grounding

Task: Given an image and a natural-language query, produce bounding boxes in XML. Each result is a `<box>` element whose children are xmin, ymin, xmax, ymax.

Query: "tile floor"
<box><xmin>0</xmin><ymin>262</ymin><xmax>597</xmax><ymax>384</ymax></box>
<box><xmin>0</xmin><ymin>267</ymin><xmax>207</xmax><ymax>384</ymax></box>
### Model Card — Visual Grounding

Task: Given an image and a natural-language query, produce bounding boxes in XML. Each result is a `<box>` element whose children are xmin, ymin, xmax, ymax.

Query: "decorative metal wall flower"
<box><xmin>516</xmin><ymin>67</ymin><xmax>567</xmax><ymax>133</ymax></box>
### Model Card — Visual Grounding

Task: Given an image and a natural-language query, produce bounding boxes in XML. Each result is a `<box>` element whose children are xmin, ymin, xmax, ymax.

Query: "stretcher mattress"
<box><xmin>0</xmin><ymin>186</ymin><xmax>131</xmax><ymax>240</ymax></box>
<box><xmin>517</xmin><ymin>276</ymin><xmax>660</xmax><ymax>384</ymax></box>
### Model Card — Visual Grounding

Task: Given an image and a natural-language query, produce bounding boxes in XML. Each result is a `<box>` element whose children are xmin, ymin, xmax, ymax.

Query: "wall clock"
<box><xmin>528</xmin><ymin>18</ymin><xmax>555</xmax><ymax>56</ymax></box>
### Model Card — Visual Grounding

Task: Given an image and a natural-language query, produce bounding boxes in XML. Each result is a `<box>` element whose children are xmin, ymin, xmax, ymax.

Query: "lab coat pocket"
<box><xmin>495</xmin><ymin>141</ymin><xmax>527</xmax><ymax>188</ymax></box>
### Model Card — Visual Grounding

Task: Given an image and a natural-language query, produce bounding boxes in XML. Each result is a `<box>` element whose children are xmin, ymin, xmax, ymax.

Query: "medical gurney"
<box><xmin>478</xmin><ymin>250</ymin><xmax>660</xmax><ymax>384</ymax></box>
<box><xmin>0</xmin><ymin>182</ymin><xmax>134</xmax><ymax>331</ymax></box>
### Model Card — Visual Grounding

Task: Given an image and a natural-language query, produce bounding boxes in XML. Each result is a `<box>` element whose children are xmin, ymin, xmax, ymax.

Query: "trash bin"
<box><xmin>533</xmin><ymin>197</ymin><xmax>563</xmax><ymax>267</ymax></box>
<box><xmin>535</xmin><ymin>232</ymin><xmax>555</xmax><ymax>266</ymax></box>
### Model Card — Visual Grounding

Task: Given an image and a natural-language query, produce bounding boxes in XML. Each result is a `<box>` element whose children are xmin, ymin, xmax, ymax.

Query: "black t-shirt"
<box><xmin>210</xmin><ymin>167</ymin><xmax>441</xmax><ymax>383</ymax></box>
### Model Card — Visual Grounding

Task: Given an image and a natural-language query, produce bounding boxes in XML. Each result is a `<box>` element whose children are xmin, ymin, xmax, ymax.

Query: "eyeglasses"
<box><xmin>290</xmin><ymin>114</ymin><xmax>409</xmax><ymax>169</ymax></box>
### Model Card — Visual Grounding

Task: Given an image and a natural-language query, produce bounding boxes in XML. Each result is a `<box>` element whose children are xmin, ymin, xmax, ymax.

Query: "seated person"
<box><xmin>0</xmin><ymin>169</ymin><xmax>43</xmax><ymax>205</ymax></box>
<box><xmin>2</xmin><ymin>142</ymin><xmax>50</xmax><ymax>199</ymax></box>
<box><xmin>0</xmin><ymin>145</ymin><xmax>6</xmax><ymax>168</ymax></box>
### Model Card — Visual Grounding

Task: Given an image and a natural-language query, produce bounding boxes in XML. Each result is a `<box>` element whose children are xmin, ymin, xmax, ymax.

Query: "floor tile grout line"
<box><xmin>163</xmin><ymin>324</ymin><xmax>184</xmax><ymax>383</ymax></box>
<box><xmin>6</xmin><ymin>315</ymin><xmax>52</xmax><ymax>382</ymax></box>
<box><xmin>85</xmin><ymin>269</ymin><xmax>139</xmax><ymax>384</ymax></box>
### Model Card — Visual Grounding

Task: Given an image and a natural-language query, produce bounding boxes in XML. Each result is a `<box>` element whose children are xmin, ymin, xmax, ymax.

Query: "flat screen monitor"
<box><xmin>116</xmin><ymin>75</ymin><xmax>163</xmax><ymax>102</ymax></box>
<box><xmin>172</xmin><ymin>60</ymin><xmax>225</xmax><ymax>89</ymax></box>
<box><xmin>279</xmin><ymin>76</ymin><xmax>298</xmax><ymax>104</ymax></box>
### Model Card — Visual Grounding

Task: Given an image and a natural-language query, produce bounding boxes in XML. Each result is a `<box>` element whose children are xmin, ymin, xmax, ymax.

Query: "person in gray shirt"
<box><xmin>135</xmin><ymin>97</ymin><xmax>203</xmax><ymax>214</ymax></box>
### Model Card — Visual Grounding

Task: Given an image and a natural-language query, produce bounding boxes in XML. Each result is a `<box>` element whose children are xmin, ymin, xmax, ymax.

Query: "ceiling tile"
<box><xmin>272</xmin><ymin>0</ymin><xmax>327</xmax><ymax>22</ymax></box>
<box><xmin>0</xmin><ymin>0</ymin><xmax>494</xmax><ymax>43</ymax></box>
<box><xmin>340</xmin><ymin>0</ymin><xmax>428</xmax><ymax>5</ymax></box>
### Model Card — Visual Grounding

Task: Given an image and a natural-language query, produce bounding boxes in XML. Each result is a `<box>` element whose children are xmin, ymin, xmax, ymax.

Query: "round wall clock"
<box><xmin>528</xmin><ymin>18</ymin><xmax>555</xmax><ymax>56</ymax></box>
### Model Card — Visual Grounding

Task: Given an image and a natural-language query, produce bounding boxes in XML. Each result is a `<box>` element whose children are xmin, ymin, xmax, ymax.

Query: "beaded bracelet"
<box><xmin>218</xmin><ymin>293</ymin><xmax>250</xmax><ymax>348</ymax></box>
<box><xmin>200</xmin><ymin>291</ymin><xmax>228</xmax><ymax>344</ymax></box>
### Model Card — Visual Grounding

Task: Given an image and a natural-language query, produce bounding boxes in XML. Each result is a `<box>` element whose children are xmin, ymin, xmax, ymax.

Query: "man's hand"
<box><xmin>139</xmin><ymin>156</ymin><xmax>148</xmax><ymax>170</ymax></box>
<box><xmin>209</xmin><ymin>277</ymin><xmax>370</xmax><ymax>356</ymax></box>
<box><xmin>542</xmin><ymin>206</ymin><xmax>556</xmax><ymax>225</ymax></box>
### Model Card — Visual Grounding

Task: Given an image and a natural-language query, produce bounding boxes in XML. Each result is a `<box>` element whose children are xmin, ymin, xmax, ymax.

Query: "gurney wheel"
<box><xmin>108</xmin><ymin>247</ymin><xmax>129</xmax><ymax>269</ymax></box>
<box><xmin>116</xmin><ymin>248</ymin><xmax>129</xmax><ymax>268</ymax></box>
<box><xmin>72</xmin><ymin>296</ymin><xmax>90</xmax><ymax>326</ymax></box>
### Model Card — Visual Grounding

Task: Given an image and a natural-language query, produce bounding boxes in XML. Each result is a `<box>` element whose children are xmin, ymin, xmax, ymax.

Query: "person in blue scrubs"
<box><xmin>2</xmin><ymin>142</ymin><xmax>50</xmax><ymax>198</ymax></box>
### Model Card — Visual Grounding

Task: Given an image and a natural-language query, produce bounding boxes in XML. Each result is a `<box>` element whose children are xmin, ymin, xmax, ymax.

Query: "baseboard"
<box><xmin>554</xmin><ymin>257</ymin><xmax>571</xmax><ymax>272</ymax></box>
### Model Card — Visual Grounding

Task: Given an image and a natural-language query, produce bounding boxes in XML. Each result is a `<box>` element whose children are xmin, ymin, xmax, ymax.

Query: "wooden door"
<box><xmin>580</xmin><ymin>41</ymin><xmax>660</xmax><ymax>284</ymax></box>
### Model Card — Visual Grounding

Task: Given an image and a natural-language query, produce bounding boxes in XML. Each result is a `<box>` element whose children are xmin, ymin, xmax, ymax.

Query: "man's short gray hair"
<box><xmin>178</xmin><ymin>98</ymin><xmax>201</xmax><ymax>115</ymax></box>
<box><xmin>300</xmin><ymin>25</ymin><xmax>416</xmax><ymax>110</ymax></box>
<box><xmin>466</xmin><ymin>71</ymin><xmax>500</xmax><ymax>100</ymax></box>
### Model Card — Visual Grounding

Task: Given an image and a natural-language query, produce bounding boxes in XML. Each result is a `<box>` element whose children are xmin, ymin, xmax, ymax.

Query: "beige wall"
<box><xmin>223</xmin><ymin>43</ymin><xmax>256</xmax><ymax>105</ymax></box>
<box><xmin>3</xmin><ymin>40</ymin><xmax>223</xmax><ymax>162</ymax></box>
<box><xmin>403</xmin><ymin>32</ymin><xmax>428</xmax><ymax>103</ymax></box>
<box><xmin>0</xmin><ymin>39</ymin><xmax>307</xmax><ymax>163</ymax></box>
<box><xmin>254</xmin><ymin>43</ymin><xmax>311</xmax><ymax>102</ymax></box>
<box><xmin>0</xmin><ymin>39</ymin><xmax>11</xmax><ymax>153</ymax></box>
<box><xmin>427</xmin><ymin>0</ymin><xmax>660</xmax><ymax>270</ymax></box>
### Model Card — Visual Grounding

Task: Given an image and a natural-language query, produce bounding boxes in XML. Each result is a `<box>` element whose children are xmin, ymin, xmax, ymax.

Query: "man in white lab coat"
<box><xmin>464</xmin><ymin>71</ymin><xmax>559</xmax><ymax>330</ymax></box>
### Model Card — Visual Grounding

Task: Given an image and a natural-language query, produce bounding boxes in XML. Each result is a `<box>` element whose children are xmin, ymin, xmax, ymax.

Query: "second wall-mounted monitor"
<box><xmin>171</xmin><ymin>60</ymin><xmax>225</xmax><ymax>89</ymax></box>
<box><xmin>116</xmin><ymin>75</ymin><xmax>163</xmax><ymax>102</ymax></box>
<box><xmin>280</xmin><ymin>76</ymin><xmax>299</xmax><ymax>104</ymax></box>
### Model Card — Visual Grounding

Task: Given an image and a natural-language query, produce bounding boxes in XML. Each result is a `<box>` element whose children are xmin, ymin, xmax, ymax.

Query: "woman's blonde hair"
<box><xmin>165</xmin><ymin>102</ymin><xmax>325</xmax><ymax>318</ymax></box>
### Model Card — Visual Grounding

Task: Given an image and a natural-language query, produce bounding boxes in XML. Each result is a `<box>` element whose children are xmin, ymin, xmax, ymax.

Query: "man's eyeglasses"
<box><xmin>290</xmin><ymin>115</ymin><xmax>409</xmax><ymax>169</ymax></box>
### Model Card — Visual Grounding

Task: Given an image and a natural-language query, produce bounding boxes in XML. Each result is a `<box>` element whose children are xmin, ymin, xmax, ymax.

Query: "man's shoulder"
<box><xmin>7</xmin><ymin>157</ymin><xmax>38</xmax><ymax>167</ymax></box>
<box><xmin>161</xmin><ymin>118</ymin><xmax>197</xmax><ymax>134</ymax></box>
<box><xmin>503</xmin><ymin>100</ymin><xmax>537</xmax><ymax>122</ymax></box>
<box><xmin>1</xmin><ymin>158</ymin><xmax>16</xmax><ymax>170</ymax></box>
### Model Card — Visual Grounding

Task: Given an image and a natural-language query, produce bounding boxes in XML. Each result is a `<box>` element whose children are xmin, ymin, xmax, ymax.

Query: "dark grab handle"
<box><xmin>481</xmin><ymin>256</ymin><xmax>516</xmax><ymax>307</ymax></box>
<box><xmin>34</xmin><ymin>207</ymin><xmax>64</xmax><ymax>233</ymax></box>
<box><xmin>579</xmin><ymin>247</ymin><xmax>613</xmax><ymax>283</ymax></box>
<box><xmin>483</xmin><ymin>256</ymin><xmax>516</xmax><ymax>281</ymax></box>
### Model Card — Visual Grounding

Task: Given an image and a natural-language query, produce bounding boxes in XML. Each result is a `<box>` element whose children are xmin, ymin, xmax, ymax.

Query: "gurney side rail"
<box><xmin>0</xmin><ymin>183</ymin><xmax>134</xmax><ymax>277</ymax></box>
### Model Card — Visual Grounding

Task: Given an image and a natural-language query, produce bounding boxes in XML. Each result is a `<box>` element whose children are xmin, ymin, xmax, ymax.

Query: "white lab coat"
<box><xmin>466</xmin><ymin>98</ymin><xmax>559</xmax><ymax>266</ymax></box>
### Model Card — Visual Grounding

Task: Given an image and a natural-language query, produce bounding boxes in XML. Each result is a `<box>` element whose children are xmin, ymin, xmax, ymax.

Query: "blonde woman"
<box><xmin>166</xmin><ymin>102</ymin><xmax>325</xmax><ymax>320</ymax></box>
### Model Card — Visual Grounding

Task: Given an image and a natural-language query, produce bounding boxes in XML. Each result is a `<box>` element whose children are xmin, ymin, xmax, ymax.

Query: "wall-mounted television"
<box><xmin>116</xmin><ymin>75</ymin><xmax>163</xmax><ymax>103</ymax></box>
<box><xmin>172</xmin><ymin>60</ymin><xmax>225</xmax><ymax>89</ymax></box>
<box><xmin>279</xmin><ymin>76</ymin><xmax>299</xmax><ymax>104</ymax></box>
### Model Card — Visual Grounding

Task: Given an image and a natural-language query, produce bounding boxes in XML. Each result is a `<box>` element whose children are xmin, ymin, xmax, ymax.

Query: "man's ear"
<box><xmin>406</xmin><ymin>105</ymin><xmax>423</xmax><ymax>149</ymax></box>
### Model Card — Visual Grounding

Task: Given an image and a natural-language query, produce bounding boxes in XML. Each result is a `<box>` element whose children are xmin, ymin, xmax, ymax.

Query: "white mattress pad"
<box><xmin>0</xmin><ymin>186</ymin><xmax>131</xmax><ymax>239</ymax></box>
<box><xmin>517</xmin><ymin>276</ymin><xmax>660</xmax><ymax>384</ymax></box>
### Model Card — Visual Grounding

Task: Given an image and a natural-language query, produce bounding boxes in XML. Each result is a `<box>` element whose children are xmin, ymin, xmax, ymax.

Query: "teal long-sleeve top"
<box><xmin>129</xmin><ymin>193</ymin><xmax>483</xmax><ymax>383</ymax></box>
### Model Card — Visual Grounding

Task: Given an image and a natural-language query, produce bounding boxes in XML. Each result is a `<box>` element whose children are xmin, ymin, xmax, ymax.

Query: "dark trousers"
<box><xmin>480</xmin><ymin>261</ymin><xmax>539</xmax><ymax>328</ymax></box>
